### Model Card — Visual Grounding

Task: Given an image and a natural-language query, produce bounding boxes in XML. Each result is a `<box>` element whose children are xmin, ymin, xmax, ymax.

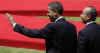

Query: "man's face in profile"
<box><xmin>80</xmin><ymin>7</ymin><xmax>91</xmax><ymax>24</ymax></box>
<box><xmin>47</xmin><ymin>7</ymin><xmax>58</xmax><ymax>22</ymax></box>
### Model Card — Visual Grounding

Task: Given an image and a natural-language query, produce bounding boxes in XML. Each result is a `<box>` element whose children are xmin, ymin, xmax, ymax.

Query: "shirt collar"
<box><xmin>86</xmin><ymin>21</ymin><xmax>95</xmax><ymax>25</ymax></box>
<box><xmin>55</xmin><ymin>16</ymin><xmax>63</xmax><ymax>22</ymax></box>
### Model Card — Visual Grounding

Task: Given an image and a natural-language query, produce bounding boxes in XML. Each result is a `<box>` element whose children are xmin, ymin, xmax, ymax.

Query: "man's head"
<box><xmin>47</xmin><ymin>1</ymin><xmax>63</xmax><ymax>22</ymax></box>
<box><xmin>80</xmin><ymin>6</ymin><xmax>97</xmax><ymax>24</ymax></box>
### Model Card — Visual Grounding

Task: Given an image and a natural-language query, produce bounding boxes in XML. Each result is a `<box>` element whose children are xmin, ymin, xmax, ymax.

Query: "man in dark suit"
<box><xmin>78</xmin><ymin>6</ymin><xmax>100</xmax><ymax>53</ymax></box>
<box><xmin>6</xmin><ymin>1</ymin><xmax>77</xmax><ymax>53</ymax></box>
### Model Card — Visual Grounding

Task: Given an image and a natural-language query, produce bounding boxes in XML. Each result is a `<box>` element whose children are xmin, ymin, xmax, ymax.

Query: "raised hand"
<box><xmin>6</xmin><ymin>13</ymin><xmax>16</xmax><ymax>25</ymax></box>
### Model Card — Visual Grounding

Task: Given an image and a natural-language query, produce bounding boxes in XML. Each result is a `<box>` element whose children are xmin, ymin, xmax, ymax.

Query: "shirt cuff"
<box><xmin>13</xmin><ymin>23</ymin><xmax>17</xmax><ymax>27</ymax></box>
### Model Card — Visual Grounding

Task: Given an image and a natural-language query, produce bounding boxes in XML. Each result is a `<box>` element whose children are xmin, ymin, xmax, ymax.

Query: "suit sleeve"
<box><xmin>78</xmin><ymin>31</ymin><xmax>88</xmax><ymax>53</ymax></box>
<box><xmin>13</xmin><ymin>23</ymin><xmax>54</xmax><ymax>39</ymax></box>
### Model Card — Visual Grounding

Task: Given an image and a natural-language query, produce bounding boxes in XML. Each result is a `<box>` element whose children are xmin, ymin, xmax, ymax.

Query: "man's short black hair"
<box><xmin>87</xmin><ymin>6</ymin><xmax>98</xmax><ymax>21</ymax></box>
<box><xmin>48</xmin><ymin>1</ymin><xmax>63</xmax><ymax>15</ymax></box>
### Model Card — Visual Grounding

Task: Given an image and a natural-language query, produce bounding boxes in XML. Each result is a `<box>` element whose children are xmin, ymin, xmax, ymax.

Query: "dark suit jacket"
<box><xmin>14</xmin><ymin>18</ymin><xmax>77</xmax><ymax>53</ymax></box>
<box><xmin>78</xmin><ymin>22</ymin><xmax>100</xmax><ymax>53</ymax></box>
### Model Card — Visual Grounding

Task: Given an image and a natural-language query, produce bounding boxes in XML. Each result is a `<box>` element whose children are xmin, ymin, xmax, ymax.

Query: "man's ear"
<box><xmin>53</xmin><ymin>12</ymin><xmax>57</xmax><ymax>17</ymax></box>
<box><xmin>53</xmin><ymin>12</ymin><xmax>58</xmax><ymax>15</ymax></box>
<box><xmin>87</xmin><ymin>15</ymin><xmax>91</xmax><ymax>20</ymax></box>
<box><xmin>87</xmin><ymin>16</ymin><xmax>90</xmax><ymax>20</ymax></box>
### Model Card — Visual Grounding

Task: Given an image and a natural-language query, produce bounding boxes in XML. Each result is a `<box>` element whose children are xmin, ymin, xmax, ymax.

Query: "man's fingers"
<box><xmin>5</xmin><ymin>13</ymin><xmax>16</xmax><ymax>25</ymax></box>
<box><xmin>6</xmin><ymin>13</ymin><xmax>12</xmax><ymax>18</ymax></box>
<box><xmin>6</xmin><ymin>13</ymin><xmax>14</xmax><ymax>19</ymax></box>
<box><xmin>5</xmin><ymin>13</ymin><xmax>14</xmax><ymax>21</ymax></box>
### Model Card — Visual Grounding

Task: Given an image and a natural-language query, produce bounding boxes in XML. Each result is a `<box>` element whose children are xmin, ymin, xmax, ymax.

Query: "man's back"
<box><xmin>78</xmin><ymin>23</ymin><xmax>100</xmax><ymax>53</ymax></box>
<box><xmin>46</xmin><ymin>18</ymin><xmax>77</xmax><ymax>53</ymax></box>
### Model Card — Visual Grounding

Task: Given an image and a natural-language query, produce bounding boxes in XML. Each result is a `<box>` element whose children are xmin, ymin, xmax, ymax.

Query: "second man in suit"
<box><xmin>78</xmin><ymin>6</ymin><xmax>100</xmax><ymax>53</ymax></box>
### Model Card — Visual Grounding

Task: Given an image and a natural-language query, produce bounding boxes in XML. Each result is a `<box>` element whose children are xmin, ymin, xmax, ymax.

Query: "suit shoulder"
<box><xmin>47</xmin><ymin>22</ymin><xmax>56</xmax><ymax>25</ymax></box>
<box><xmin>46</xmin><ymin>22</ymin><xmax>57</xmax><ymax>27</ymax></box>
<box><xmin>66</xmin><ymin>21</ymin><xmax>76</xmax><ymax>28</ymax></box>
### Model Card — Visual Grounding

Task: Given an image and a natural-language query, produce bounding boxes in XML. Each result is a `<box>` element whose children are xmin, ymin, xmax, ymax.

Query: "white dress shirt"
<box><xmin>86</xmin><ymin>21</ymin><xmax>95</xmax><ymax>25</ymax></box>
<box><xmin>55</xmin><ymin>16</ymin><xmax>63</xmax><ymax>22</ymax></box>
